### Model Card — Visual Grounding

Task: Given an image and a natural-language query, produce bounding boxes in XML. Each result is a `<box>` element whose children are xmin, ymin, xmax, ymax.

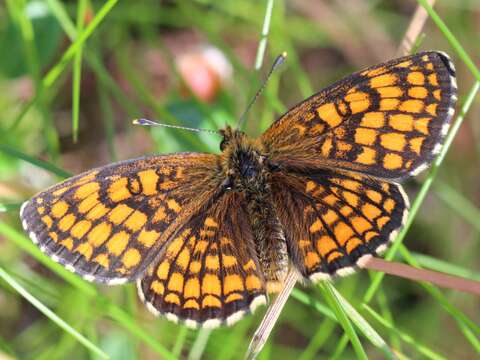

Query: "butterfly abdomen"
<box><xmin>244</xmin><ymin>182</ymin><xmax>288</xmax><ymax>293</ymax></box>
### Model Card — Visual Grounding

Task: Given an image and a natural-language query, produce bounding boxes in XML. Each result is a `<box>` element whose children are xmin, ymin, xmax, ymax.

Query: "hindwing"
<box><xmin>270</xmin><ymin>169</ymin><xmax>408</xmax><ymax>280</ymax></box>
<box><xmin>138</xmin><ymin>191</ymin><xmax>267</xmax><ymax>328</ymax></box>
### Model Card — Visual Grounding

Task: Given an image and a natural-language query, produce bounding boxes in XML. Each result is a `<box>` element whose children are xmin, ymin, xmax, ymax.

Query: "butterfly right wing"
<box><xmin>261</xmin><ymin>51</ymin><xmax>457</xmax><ymax>180</ymax></box>
<box><xmin>138</xmin><ymin>191</ymin><xmax>267</xmax><ymax>328</ymax></box>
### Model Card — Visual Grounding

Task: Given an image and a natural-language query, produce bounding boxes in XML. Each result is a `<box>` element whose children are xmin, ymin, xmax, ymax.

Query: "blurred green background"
<box><xmin>0</xmin><ymin>0</ymin><xmax>479</xmax><ymax>359</ymax></box>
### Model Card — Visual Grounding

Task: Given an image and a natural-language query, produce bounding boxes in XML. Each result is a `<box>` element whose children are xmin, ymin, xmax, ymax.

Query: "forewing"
<box><xmin>20</xmin><ymin>153</ymin><xmax>220</xmax><ymax>284</ymax></box>
<box><xmin>262</xmin><ymin>51</ymin><xmax>457</xmax><ymax>180</ymax></box>
<box><xmin>270</xmin><ymin>169</ymin><xmax>408</xmax><ymax>280</ymax></box>
<box><xmin>138</xmin><ymin>191</ymin><xmax>267</xmax><ymax>328</ymax></box>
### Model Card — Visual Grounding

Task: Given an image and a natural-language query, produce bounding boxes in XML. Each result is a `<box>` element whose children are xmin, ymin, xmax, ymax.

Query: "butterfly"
<box><xmin>20</xmin><ymin>51</ymin><xmax>457</xmax><ymax>329</ymax></box>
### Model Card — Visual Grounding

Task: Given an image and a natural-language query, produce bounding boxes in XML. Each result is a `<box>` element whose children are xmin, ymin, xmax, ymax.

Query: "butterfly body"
<box><xmin>219</xmin><ymin>126</ymin><xmax>289</xmax><ymax>292</ymax></box>
<box><xmin>21</xmin><ymin>51</ymin><xmax>457</xmax><ymax>328</ymax></box>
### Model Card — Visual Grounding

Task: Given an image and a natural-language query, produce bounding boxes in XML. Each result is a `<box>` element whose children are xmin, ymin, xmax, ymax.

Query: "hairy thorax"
<box><xmin>219</xmin><ymin>126</ymin><xmax>288</xmax><ymax>292</ymax></box>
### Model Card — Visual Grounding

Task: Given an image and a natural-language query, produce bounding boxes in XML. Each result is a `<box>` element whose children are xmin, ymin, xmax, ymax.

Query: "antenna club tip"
<box><xmin>133</xmin><ymin>118</ymin><xmax>155</xmax><ymax>126</ymax></box>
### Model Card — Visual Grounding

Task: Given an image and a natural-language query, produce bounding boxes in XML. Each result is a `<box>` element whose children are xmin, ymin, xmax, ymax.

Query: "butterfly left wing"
<box><xmin>138</xmin><ymin>191</ymin><xmax>267</xmax><ymax>328</ymax></box>
<box><xmin>269</xmin><ymin>169</ymin><xmax>408</xmax><ymax>280</ymax></box>
<box><xmin>261</xmin><ymin>51</ymin><xmax>457</xmax><ymax>180</ymax></box>
<box><xmin>20</xmin><ymin>153</ymin><xmax>220</xmax><ymax>284</ymax></box>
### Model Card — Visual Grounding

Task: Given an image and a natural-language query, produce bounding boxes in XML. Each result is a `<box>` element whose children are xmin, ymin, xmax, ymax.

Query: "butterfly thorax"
<box><xmin>219</xmin><ymin>126</ymin><xmax>288</xmax><ymax>292</ymax></box>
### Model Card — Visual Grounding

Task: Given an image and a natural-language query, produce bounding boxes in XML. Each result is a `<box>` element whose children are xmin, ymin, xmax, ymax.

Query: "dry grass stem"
<box><xmin>364</xmin><ymin>257</ymin><xmax>480</xmax><ymax>295</ymax></box>
<box><xmin>246</xmin><ymin>268</ymin><xmax>299</xmax><ymax>360</ymax></box>
<box><xmin>397</xmin><ymin>0</ymin><xmax>436</xmax><ymax>56</ymax></box>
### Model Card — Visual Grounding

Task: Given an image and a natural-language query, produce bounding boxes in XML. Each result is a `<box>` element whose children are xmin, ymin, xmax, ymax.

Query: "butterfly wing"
<box><xmin>20</xmin><ymin>152</ymin><xmax>221</xmax><ymax>284</ymax></box>
<box><xmin>261</xmin><ymin>51</ymin><xmax>457</xmax><ymax>180</ymax></box>
<box><xmin>270</xmin><ymin>169</ymin><xmax>408</xmax><ymax>280</ymax></box>
<box><xmin>138</xmin><ymin>191</ymin><xmax>267</xmax><ymax>328</ymax></box>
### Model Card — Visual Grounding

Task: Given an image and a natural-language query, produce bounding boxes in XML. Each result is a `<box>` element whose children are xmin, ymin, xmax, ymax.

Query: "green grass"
<box><xmin>0</xmin><ymin>1</ymin><xmax>478</xmax><ymax>359</ymax></box>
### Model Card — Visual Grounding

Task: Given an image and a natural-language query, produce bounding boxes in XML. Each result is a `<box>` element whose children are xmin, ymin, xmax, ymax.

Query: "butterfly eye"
<box><xmin>267</xmin><ymin>160</ymin><xmax>280</xmax><ymax>172</ymax></box>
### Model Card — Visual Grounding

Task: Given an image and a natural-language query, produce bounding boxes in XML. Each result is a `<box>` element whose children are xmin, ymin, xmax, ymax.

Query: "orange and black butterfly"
<box><xmin>20</xmin><ymin>51</ymin><xmax>457</xmax><ymax>328</ymax></box>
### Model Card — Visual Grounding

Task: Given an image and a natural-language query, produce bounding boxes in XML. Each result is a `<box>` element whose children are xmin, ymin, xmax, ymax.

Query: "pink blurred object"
<box><xmin>177</xmin><ymin>46</ymin><xmax>232</xmax><ymax>102</ymax></box>
<box><xmin>12</xmin><ymin>76</ymin><xmax>34</xmax><ymax>102</ymax></box>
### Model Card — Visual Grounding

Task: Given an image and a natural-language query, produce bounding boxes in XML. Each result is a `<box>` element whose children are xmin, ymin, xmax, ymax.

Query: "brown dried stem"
<box><xmin>397</xmin><ymin>0</ymin><xmax>436</xmax><ymax>57</ymax></box>
<box><xmin>364</xmin><ymin>257</ymin><xmax>480</xmax><ymax>295</ymax></box>
<box><xmin>246</xmin><ymin>267</ymin><xmax>299</xmax><ymax>360</ymax></box>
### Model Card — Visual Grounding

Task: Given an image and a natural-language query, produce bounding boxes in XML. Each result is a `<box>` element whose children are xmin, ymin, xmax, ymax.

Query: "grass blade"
<box><xmin>398</xmin><ymin>246</ymin><xmax>480</xmax><ymax>335</ymax></box>
<box><xmin>105</xmin><ymin>304</ymin><xmax>177</xmax><ymax>360</ymax></box>
<box><xmin>97</xmin><ymin>74</ymin><xmax>118</xmax><ymax>161</ymax></box>
<box><xmin>45</xmin><ymin>0</ymin><xmax>76</xmax><ymax>38</ymax></box>
<box><xmin>172</xmin><ymin>326</ymin><xmax>189</xmax><ymax>358</ymax></box>
<box><xmin>46</xmin><ymin>0</ymin><xmax>140</xmax><ymax>119</ymax></box>
<box><xmin>254</xmin><ymin>0</ymin><xmax>275</xmax><ymax>70</ymax></box>
<box><xmin>10</xmin><ymin>0</ymin><xmax>120</xmax><ymax>131</ymax></box>
<box><xmin>291</xmin><ymin>288</ymin><xmax>336</xmax><ymax>320</ymax></box>
<box><xmin>330</xmin><ymin>335</ymin><xmax>350</xmax><ymax>360</ymax></box>
<box><xmin>0</xmin><ymin>203</ymin><xmax>23</xmax><ymax>212</ymax></box>
<box><xmin>0</xmin><ymin>222</ymin><xmax>97</xmax><ymax>296</ymax></box>
<box><xmin>247</xmin><ymin>269</ymin><xmax>297</xmax><ymax>360</ymax></box>
<box><xmin>364</xmin><ymin>257</ymin><xmax>480</xmax><ymax>295</ymax></box>
<box><xmin>298</xmin><ymin>318</ymin><xmax>337</xmax><ymax>360</ymax></box>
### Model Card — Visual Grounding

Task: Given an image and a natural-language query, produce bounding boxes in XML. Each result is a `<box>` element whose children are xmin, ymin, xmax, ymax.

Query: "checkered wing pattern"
<box><xmin>270</xmin><ymin>169</ymin><xmax>409</xmax><ymax>280</ymax></box>
<box><xmin>262</xmin><ymin>51</ymin><xmax>457</xmax><ymax>180</ymax></box>
<box><xmin>20</xmin><ymin>153</ymin><xmax>220</xmax><ymax>284</ymax></box>
<box><xmin>138</xmin><ymin>191</ymin><xmax>267</xmax><ymax>328</ymax></box>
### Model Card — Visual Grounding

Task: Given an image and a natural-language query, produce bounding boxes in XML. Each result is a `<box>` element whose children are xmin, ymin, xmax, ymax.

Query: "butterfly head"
<box><xmin>219</xmin><ymin>126</ymin><xmax>270</xmax><ymax>192</ymax></box>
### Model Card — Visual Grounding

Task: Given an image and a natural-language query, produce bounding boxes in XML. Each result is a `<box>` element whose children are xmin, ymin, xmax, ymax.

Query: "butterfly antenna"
<box><xmin>236</xmin><ymin>52</ymin><xmax>287</xmax><ymax>130</ymax></box>
<box><xmin>133</xmin><ymin>118</ymin><xmax>221</xmax><ymax>135</ymax></box>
